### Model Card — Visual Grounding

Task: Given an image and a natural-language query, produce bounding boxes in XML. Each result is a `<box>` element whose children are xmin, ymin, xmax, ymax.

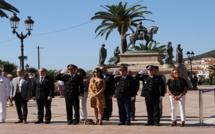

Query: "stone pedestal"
<box><xmin>117</xmin><ymin>51</ymin><xmax>164</xmax><ymax>66</ymax></box>
<box><xmin>107</xmin><ymin>51</ymin><xmax>188</xmax><ymax>82</ymax></box>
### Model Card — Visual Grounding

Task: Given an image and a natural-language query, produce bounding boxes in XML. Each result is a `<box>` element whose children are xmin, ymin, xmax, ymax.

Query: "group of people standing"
<box><xmin>0</xmin><ymin>68</ymin><xmax>54</xmax><ymax>124</ymax></box>
<box><xmin>0</xmin><ymin>64</ymin><xmax>188</xmax><ymax>127</ymax></box>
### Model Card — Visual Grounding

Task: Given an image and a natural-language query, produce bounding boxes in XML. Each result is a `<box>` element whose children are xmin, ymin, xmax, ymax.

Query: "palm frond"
<box><xmin>0</xmin><ymin>0</ymin><xmax>19</xmax><ymax>18</ymax></box>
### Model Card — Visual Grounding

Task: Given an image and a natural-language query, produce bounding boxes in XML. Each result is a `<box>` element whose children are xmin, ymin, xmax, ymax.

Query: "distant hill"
<box><xmin>183</xmin><ymin>49</ymin><xmax>215</xmax><ymax>61</ymax></box>
<box><xmin>193</xmin><ymin>49</ymin><xmax>215</xmax><ymax>60</ymax></box>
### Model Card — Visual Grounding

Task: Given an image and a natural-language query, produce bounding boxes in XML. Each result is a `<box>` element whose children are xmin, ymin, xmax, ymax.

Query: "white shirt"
<box><xmin>58</xmin><ymin>80</ymin><xmax>64</xmax><ymax>86</ymax></box>
<box><xmin>18</xmin><ymin>76</ymin><xmax>24</xmax><ymax>92</ymax></box>
<box><xmin>40</xmin><ymin>75</ymin><xmax>45</xmax><ymax>83</ymax></box>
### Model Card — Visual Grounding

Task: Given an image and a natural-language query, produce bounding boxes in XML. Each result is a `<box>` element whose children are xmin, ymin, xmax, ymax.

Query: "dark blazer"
<box><xmin>32</xmin><ymin>75</ymin><xmax>55</xmax><ymax>99</ymax></box>
<box><xmin>10</xmin><ymin>76</ymin><xmax>32</xmax><ymax>99</ymax></box>
<box><xmin>134</xmin><ymin>74</ymin><xmax>166</xmax><ymax>97</ymax></box>
<box><xmin>113</xmin><ymin>75</ymin><xmax>135</xmax><ymax>99</ymax></box>
<box><xmin>103</xmin><ymin>73</ymin><xmax>114</xmax><ymax>96</ymax></box>
<box><xmin>55</xmin><ymin>73</ymin><xmax>84</xmax><ymax>98</ymax></box>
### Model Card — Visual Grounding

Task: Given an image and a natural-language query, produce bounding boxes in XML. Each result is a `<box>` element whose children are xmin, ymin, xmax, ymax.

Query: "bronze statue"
<box><xmin>99</xmin><ymin>44</ymin><xmax>107</xmax><ymax>65</ymax></box>
<box><xmin>176</xmin><ymin>44</ymin><xmax>183</xmax><ymax>64</ymax></box>
<box><xmin>164</xmin><ymin>42</ymin><xmax>173</xmax><ymax>64</ymax></box>
<box><xmin>127</xmin><ymin>25</ymin><xmax>159</xmax><ymax>50</ymax></box>
<box><xmin>135</xmin><ymin>21</ymin><xmax>147</xmax><ymax>37</ymax></box>
<box><xmin>114</xmin><ymin>46</ymin><xmax>120</xmax><ymax>64</ymax></box>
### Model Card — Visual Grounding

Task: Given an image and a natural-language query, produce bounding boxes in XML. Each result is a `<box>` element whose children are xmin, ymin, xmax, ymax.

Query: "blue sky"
<box><xmin>0</xmin><ymin>0</ymin><xmax>215</xmax><ymax>71</ymax></box>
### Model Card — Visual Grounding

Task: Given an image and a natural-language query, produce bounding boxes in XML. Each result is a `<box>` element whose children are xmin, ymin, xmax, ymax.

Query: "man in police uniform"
<box><xmin>134</xmin><ymin>65</ymin><xmax>165</xmax><ymax>126</ymax></box>
<box><xmin>55</xmin><ymin>64</ymin><xmax>84</xmax><ymax>125</ymax></box>
<box><xmin>112</xmin><ymin>66</ymin><xmax>136</xmax><ymax>125</ymax></box>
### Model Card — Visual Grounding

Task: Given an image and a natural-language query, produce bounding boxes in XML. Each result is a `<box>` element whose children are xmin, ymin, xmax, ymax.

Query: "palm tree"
<box><xmin>134</xmin><ymin>42</ymin><xmax>166</xmax><ymax>53</ymax></box>
<box><xmin>208</xmin><ymin>64</ymin><xmax>215</xmax><ymax>77</ymax></box>
<box><xmin>108</xmin><ymin>57</ymin><xmax>116</xmax><ymax>66</ymax></box>
<box><xmin>0</xmin><ymin>0</ymin><xmax>19</xmax><ymax>18</ymax></box>
<box><xmin>91</xmin><ymin>2</ymin><xmax>153</xmax><ymax>53</ymax></box>
<box><xmin>207</xmin><ymin>64</ymin><xmax>215</xmax><ymax>85</ymax></box>
<box><xmin>46</xmin><ymin>69</ymin><xmax>58</xmax><ymax>81</ymax></box>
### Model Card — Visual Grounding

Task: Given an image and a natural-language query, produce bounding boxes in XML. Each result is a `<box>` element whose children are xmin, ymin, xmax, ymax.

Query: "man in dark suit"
<box><xmin>100</xmin><ymin>66</ymin><xmax>114</xmax><ymax>121</ymax></box>
<box><xmin>154</xmin><ymin>66</ymin><xmax>166</xmax><ymax>118</ymax></box>
<box><xmin>112</xmin><ymin>66</ymin><xmax>136</xmax><ymax>126</ymax></box>
<box><xmin>134</xmin><ymin>65</ymin><xmax>166</xmax><ymax>126</ymax></box>
<box><xmin>32</xmin><ymin>68</ymin><xmax>54</xmax><ymax>124</ymax></box>
<box><xmin>55</xmin><ymin>64</ymin><xmax>84</xmax><ymax>125</ymax></box>
<box><xmin>10</xmin><ymin>69</ymin><xmax>32</xmax><ymax>124</ymax></box>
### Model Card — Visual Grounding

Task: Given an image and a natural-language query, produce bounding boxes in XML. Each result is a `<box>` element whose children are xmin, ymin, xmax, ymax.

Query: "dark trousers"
<box><xmin>14</xmin><ymin>93</ymin><xmax>28</xmax><ymax>121</ymax></box>
<box><xmin>130</xmin><ymin>97</ymin><xmax>136</xmax><ymax>118</ymax></box>
<box><xmin>145</xmin><ymin>95</ymin><xmax>160</xmax><ymax>124</ymax></box>
<box><xmin>103</xmin><ymin>95</ymin><xmax>113</xmax><ymax>119</ymax></box>
<box><xmin>117</xmin><ymin>98</ymin><xmax>130</xmax><ymax>124</ymax></box>
<box><xmin>36</xmin><ymin>97</ymin><xmax>52</xmax><ymax>121</ymax></box>
<box><xmin>65</xmin><ymin>97</ymin><xmax>79</xmax><ymax>123</ymax></box>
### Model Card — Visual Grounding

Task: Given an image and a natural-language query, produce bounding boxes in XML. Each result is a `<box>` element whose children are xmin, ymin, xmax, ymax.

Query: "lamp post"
<box><xmin>37</xmin><ymin>46</ymin><xmax>43</xmax><ymax>70</ymax></box>
<box><xmin>186</xmin><ymin>51</ymin><xmax>195</xmax><ymax>83</ymax></box>
<box><xmin>25</xmin><ymin>64</ymin><xmax>29</xmax><ymax>69</ymax></box>
<box><xmin>10</xmin><ymin>13</ymin><xmax>34</xmax><ymax>70</ymax></box>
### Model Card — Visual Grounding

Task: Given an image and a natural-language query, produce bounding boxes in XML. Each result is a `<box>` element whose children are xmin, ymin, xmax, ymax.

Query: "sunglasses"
<box><xmin>173</xmin><ymin>72</ymin><xmax>179</xmax><ymax>74</ymax></box>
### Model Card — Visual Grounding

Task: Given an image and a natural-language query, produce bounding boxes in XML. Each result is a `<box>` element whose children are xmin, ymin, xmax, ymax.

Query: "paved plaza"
<box><xmin>1</xmin><ymin>85</ymin><xmax>215</xmax><ymax>134</ymax></box>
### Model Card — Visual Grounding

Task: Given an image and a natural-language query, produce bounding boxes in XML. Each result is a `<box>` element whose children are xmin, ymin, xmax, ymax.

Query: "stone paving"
<box><xmin>1</xmin><ymin>85</ymin><xmax>215</xmax><ymax>134</ymax></box>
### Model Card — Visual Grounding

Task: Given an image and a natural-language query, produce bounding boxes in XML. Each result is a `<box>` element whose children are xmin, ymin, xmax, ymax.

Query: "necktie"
<box><xmin>40</xmin><ymin>76</ymin><xmax>44</xmax><ymax>84</ymax></box>
<box><xmin>17</xmin><ymin>77</ymin><xmax>21</xmax><ymax>93</ymax></box>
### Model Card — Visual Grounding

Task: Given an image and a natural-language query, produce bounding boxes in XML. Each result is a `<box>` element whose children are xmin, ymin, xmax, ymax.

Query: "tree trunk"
<box><xmin>121</xmin><ymin>34</ymin><xmax>127</xmax><ymax>53</ymax></box>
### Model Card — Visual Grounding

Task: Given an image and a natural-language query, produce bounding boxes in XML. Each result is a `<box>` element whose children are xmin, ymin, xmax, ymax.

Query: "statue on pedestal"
<box><xmin>127</xmin><ymin>21</ymin><xmax>159</xmax><ymax>51</ymax></box>
<box><xmin>99</xmin><ymin>44</ymin><xmax>107</xmax><ymax>65</ymax></box>
<box><xmin>176</xmin><ymin>44</ymin><xmax>183</xmax><ymax>64</ymax></box>
<box><xmin>164</xmin><ymin>42</ymin><xmax>173</xmax><ymax>64</ymax></box>
<box><xmin>114</xmin><ymin>46</ymin><xmax>120</xmax><ymax>64</ymax></box>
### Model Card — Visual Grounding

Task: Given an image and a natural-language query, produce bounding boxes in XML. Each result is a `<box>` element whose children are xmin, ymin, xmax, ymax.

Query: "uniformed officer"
<box><xmin>112</xmin><ymin>66</ymin><xmax>135</xmax><ymax>125</ymax></box>
<box><xmin>55</xmin><ymin>64</ymin><xmax>84</xmax><ymax>125</ymax></box>
<box><xmin>134</xmin><ymin>65</ymin><xmax>166</xmax><ymax>126</ymax></box>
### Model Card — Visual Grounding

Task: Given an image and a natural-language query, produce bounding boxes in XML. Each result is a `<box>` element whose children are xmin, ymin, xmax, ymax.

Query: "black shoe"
<box><xmin>171</xmin><ymin>120</ymin><xmax>177</xmax><ymax>126</ymax></box>
<box><xmin>125</xmin><ymin>123</ymin><xmax>131</xmax><ymax>126</ymax></box>
<box><xmin>72</xmin><ymin>121</ymin><xmax>79</xmax><ymax>125</ymax></box>
<box><xmin>105</xmin><ymin>118</ymin><xmax>109</xmax><ymax>121</ymax></box>
<box><xmin>34</xmin><ymin>120</ymin><xmax>43</xmax><ymax>124</ymax></box>
<box><xmin>154</xmin><ymin>121</ymin><xmax>160</xmax><ymax>126</ymax></box>
<box><xmin>67</xmin><ymin>120</ymin><xmax>73</xmax><ymax>125</ymax></box>
<box><xmin>145</xmin><ymin>122</ymin><xmax>154</xmax><ymax>126</ymax></box>
<box><xmin>45</xmin><ymin>120</ymin><xmax>50</xmax><ymax>124</ymax></box>
<box><xmin>118</xmin><ymin>122</ymin><xmax>125</xmax><ymax>125</ymax></box>
<box><xmin>154</xmin><ymin>123</ymin><xmax>160</xmax><ymax>126</ymax></box>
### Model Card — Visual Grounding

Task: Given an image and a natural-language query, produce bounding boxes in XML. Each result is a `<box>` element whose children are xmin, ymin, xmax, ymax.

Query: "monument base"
<box><xmin>107</xmin><ymin>52</ymin><xmax>189</xmax><ymax>81</ymax></box>
<box><xmin>117</xmin><ymin>51</ymin><xmax>164</xmax><ymax>66</ymax></box>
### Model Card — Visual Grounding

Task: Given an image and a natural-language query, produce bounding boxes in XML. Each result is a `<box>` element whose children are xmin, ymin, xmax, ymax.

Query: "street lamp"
<box><xmin>25</xmin><ymin>64</ymin><xmax>29</xmax><ymax>69</ymax></box>
<box><xmin>10</xmin><ymin>13</ymin><xmax>34</xmax><ymax>70</ymax></box>
<box><xmin>186</xmin><ymin>51</ymin><xmax>195</xmax><ymax>80</ymax></box>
